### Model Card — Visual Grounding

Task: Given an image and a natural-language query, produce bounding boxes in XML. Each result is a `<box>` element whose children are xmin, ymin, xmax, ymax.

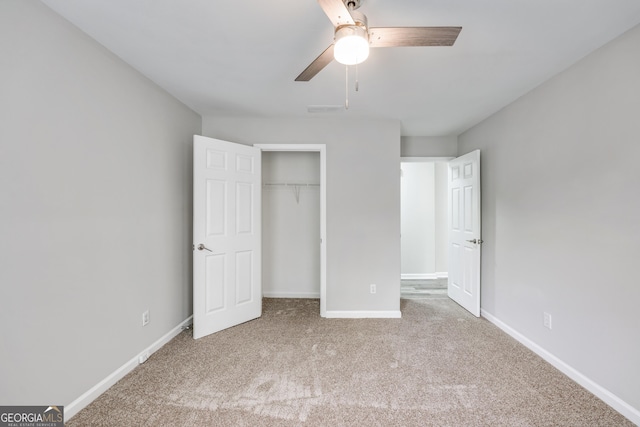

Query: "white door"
<box><xmin>193</xmin><ymin>135</ymin><xmax>261</xmax><ymax>339</ymax></box>
<box><xmin>447</xmin><ymin>150</ymin><xmax>481</xmax><ymax>317</ymax></box>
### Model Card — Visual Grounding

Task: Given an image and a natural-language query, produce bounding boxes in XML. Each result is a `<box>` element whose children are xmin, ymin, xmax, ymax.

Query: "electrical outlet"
<box><xmin>370</xmin><ymin>284</ymin><xmax>376</xmax><ymax>294</ymax></box>
<box><xmin>142</xmin><ymin>310</ymin><xmax>150</xmax><ymax>327</ymax></box>
<box><xmin>543</xmin><ymin>312</ymin><xmax>552</xmax><ymax>330</ymax></box>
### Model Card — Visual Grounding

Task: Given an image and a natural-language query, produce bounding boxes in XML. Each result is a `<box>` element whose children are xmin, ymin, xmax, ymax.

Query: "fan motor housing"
<box><xmin>344</xmin><ymin>0</ymin><xmax>362</xmax><ymax>10</ymax></box>
<box><xmin>347</xmin><ymin>9</ymin><xmax>367</xmax><ymax>29</ymax></box>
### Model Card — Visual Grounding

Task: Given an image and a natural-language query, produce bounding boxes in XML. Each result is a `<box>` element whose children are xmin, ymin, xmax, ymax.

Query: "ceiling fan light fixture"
<box><xmin>295</xmin><ymin>0</ymin><xmax>462</xmax><ymax>82</ymax></box>
<box><xmin>333</xmin><ymin>25</ymin><xmax>369</xmax><ymax>65</ymax></box>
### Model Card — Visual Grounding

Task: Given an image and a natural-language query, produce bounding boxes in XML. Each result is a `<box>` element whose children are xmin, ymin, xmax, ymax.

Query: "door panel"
<box><xmin>194</xmin><ymin>135</ymin><xmax>261</xmax><ymax>339</ymax></box>
<box><xmin>236</xmin><ymin>182</ymin><xmax>254</xmax><ymax>234</ymax></box>
<box><xmin>205</xmin><ymin>254</ymin><xmax>226</xmax><ymax>312</ymax></box>
<box><xmin>206</xmin><ymin>180</ymin><xmax>226</xmax><ymax>236</ymax></box>
<box><xmin>235</xmin><ymin>250</ymin><xmax>254</xmax><ymax>304</ymax></box>
<box><xmin>448</xmin><ymin>150</ymin><xmax>481</xmax><ymax>316</ymax></box>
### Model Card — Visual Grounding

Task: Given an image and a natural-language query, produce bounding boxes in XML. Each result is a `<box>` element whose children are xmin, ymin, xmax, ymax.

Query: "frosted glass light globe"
<box><xmin>334</xmin><ymin>26</ymin><xmax>370</xmax><ymax>65</ymax></box>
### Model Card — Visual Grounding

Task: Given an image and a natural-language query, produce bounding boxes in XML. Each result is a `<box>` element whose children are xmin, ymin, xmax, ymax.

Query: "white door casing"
<box><xmin>193</xmin><ymin>135</ymin><xmax>261</xmax><ymax>339</ymax></box>
<box><xmin>447</xmin><ymin>150</ymin><xmax>481</xmax><ymax>317</ymax></box>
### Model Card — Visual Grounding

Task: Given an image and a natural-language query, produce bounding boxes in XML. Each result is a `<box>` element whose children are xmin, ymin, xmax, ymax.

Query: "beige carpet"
<box><xmin>67</xmin><ymin>298</ymin><xmax>633</xmax><ymax>426</ymax></box>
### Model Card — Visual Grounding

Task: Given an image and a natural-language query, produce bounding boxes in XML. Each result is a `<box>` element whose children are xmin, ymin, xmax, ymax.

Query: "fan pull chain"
<box><xmin>355</xmin><ymin>62</ymin><xmax>359</xmax><ymax>92</ymax></box>
<box><xmin>345</xmin><ymin>65</ymin><xmax>349</xmax><ymax>110</ymax></box>
<box><xmin>348</xmin><ymin>0</ymin><xmax>358</xmax><ymax>101</ymax></box>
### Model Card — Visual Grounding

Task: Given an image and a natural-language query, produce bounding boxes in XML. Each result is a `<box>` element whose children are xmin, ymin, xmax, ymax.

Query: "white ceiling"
<box><xmin>42</xmin><ymin>0</ymin><xmax>640</xmax><ymax>136</ymax></box>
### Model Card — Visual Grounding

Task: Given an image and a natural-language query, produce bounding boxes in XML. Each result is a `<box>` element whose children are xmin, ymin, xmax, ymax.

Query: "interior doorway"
<box><xmin>255</xmin><ymin>144</ymin><xmax>327</xmax><ymax>316</ymax></box>
<box><xmin>400</xmin><ymin>157</ymin><xmax>452</xmax><ymax>299</ymax></box>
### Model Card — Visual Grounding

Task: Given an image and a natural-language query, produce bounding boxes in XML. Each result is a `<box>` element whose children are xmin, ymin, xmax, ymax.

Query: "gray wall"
<box><xmin>262</xmin><ymin>152</ymin><xmax>320</xmax><ymax>298</ymax></box>
<box><xmin>401</xmin><ymin>136</ymin><xmax>458</xmax><ymax>157</ymax></box>
<box><xmin>0</xmin><ymin>1</ymin><xmax>201</xmax><ymax>407</ymax></box>
<box><xmin>459</xmin><ymin>24</ymin><xmax>640</xmax><ymax>414</ymax></box>
<box><xmin>203</xmin><ymin>117</ymin><xmax>401</xmax><ymax>313</ymax></box>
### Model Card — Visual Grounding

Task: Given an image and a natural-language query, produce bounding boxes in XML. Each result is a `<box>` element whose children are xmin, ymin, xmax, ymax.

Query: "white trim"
<box><xmin>262</xmin><ymin>292</ymin><xmax>320</xmax><ymax>299</ymax></box>
<box><xmin>255</xmin><ymin>144</ymin><xmax>327</xmax><ymax>317</ymax></box>
<box><xmin>65</xmin><ymin>316</ymin><xmax>193</xmax><ymax>421</ymax></box>
<box><xmin>481</xmin><ymin>309</ymin><xmax>640</xmax><ymax>426</ymax></box>
<box><xmin>324</xmin><ymin>310</ymin><xmax>402</xmax><ymax>319</ymax></box>
<box><xmin>401</xmin><ymin>272</ymin><xmax>448</xmax><ymax>280</ymax></box>
<box><xmin>400</xmin><ymin>156</ymin><xmax>454</xmax><ymax>162</ymax></box>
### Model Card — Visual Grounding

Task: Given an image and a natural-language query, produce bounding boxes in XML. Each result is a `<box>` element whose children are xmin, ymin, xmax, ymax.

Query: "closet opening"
<box><xmin>256</xmin><ymin>144</ymin><xmax>327</xmax><ymax>316</ymax></box>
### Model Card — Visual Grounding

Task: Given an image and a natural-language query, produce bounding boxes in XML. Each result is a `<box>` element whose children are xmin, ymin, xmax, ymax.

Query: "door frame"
<box><xmin>255</xmin><ymin>144</ymin><xmax>327</xmax><ymax>317</ymax></box>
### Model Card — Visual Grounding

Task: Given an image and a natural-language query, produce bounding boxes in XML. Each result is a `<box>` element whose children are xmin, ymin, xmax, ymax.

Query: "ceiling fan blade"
<box><xmin>317</xmin><ymin>0</ymin><xmax>355</xmax><ymax>27</ymax></box>
<box><xmin>368</xmin><ymin>27</ymin><xmax>462</xmax><ymax>47</ymax></box>
<box><xmin>295</xmin><ymin>44</ymin><xmax>335</xmax><ymax>81</ymax></box>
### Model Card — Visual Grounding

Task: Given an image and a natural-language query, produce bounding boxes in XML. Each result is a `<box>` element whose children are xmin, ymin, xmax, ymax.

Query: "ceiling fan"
<box><xmin>295</xmin><ymin>0</ymin><xmax>462</xmax><ymax>81</ymax></box>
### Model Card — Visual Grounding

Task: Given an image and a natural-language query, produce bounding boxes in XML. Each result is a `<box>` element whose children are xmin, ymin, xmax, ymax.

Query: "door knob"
<box><xmin>197</xmin><ymin>244</ymin><xmax>212</xmax><ymax>252</ymax></box>
<box><xmin>466</xmin><ymin>239</ymin><xmax>484</xmax><ymax>244</ymax></box>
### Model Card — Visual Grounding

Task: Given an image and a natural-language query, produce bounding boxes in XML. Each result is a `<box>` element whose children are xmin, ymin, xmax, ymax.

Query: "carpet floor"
<box><xmin>67</xmin><ymin>298</ymin><xmax>633</xmax><ymax>426</ymax></box>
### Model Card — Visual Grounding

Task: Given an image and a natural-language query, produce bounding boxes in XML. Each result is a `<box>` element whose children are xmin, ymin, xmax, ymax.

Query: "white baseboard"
<box><xmin>65</xmin><ymin>315</ymin><xmax>193</xmax><ymax>421</ymax></box>
<box><xmin>262</xmin><ymin>291</ymin><xmax>320</xmax><ymax>299</ymax></box>
<box><xmin>481</xmin><ymin>309</ymin><xmax>640</xmax><ymax>426</ymax></box>
<box><xmin>401</xmin><ymin>272</ymin><xmax>448</xmax><ymax>280</ymax></box>
<box><xmin>324</xmin><ymin>310</ymin><xmax>402</xmax><ymax>319</ymax></box>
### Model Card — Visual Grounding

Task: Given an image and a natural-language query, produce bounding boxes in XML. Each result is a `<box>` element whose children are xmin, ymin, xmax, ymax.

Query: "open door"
<box><xmin>447</xmin><ymin>150</ymin><xmax>481</xmax><ymax>317</ymax></box>
<box><xmin>193</xmin><ymin>135</ymin><xmax>261</xmax><ymax>339</ymax></box>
